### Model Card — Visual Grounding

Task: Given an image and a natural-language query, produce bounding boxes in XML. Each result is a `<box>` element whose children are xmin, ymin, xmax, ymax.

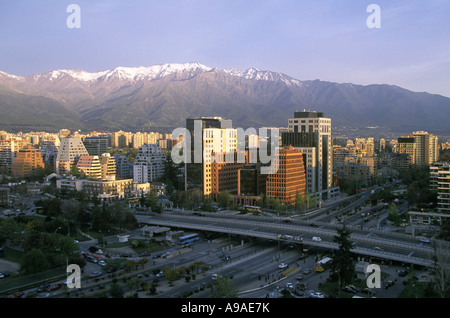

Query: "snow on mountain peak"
<box><xmin>0</xmin><ymin>70</ymin><xmax>24</xmax><ymax>81</ymax></box>
<box><xmin>103</xmin><ymin>62</ymin><xmax>213</xmax><ymax>81</ymax></box>
<box><xmin>1</xmin><ymin>62</ymin><xmax>302</xmax><ymax>86</ymax></box>
<box><xmin>223</xmin><ymin>67</ymin><xmax>302</xmax><ymax>86</ymax></box>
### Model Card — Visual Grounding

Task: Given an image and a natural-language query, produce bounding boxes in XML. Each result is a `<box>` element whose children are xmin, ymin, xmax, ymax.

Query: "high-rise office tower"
<box><xmin>265</xmin><ymin>146</ymin><xmax>306</xmax><ymax>205</ymax></box>
<box><xmin>283</xmin><ymin>111</ymin><xmax>332</xmax><ymax>199</ymax></box>
<box><xmin>185</xmin><ymin>117</ymin><xmax>235</xmax><ymax>195</ymax></box>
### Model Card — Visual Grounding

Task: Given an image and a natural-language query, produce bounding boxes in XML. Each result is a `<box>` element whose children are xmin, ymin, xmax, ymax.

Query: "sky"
<box><xmin>1</xmin><ymin>0</ymin><xmax>449</xmax><ymax>97</ymax></box>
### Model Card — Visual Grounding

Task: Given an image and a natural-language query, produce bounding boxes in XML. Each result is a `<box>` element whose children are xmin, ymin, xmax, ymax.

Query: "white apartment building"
<box><xmin>133</xmin><ymin>144</ymin><xmax>166</xmax><ymax>183</ymax></box>
<box><xmin>55</xmin><ymin>137</ymin><xmax>89</xmax><ymax>175</ymax></box>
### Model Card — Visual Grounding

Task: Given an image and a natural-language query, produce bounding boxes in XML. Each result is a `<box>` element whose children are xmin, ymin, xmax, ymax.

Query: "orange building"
<box><xmin>11</xmin><ymin>145</ymin><xmax>45</xmax><ymax>178</ymax></box>
<box><xmin>211</xmin><ymin>151</ymin><xmax>248</xmax><ymax>199</ymax></box>
<box><xmin>266</xmin><ymin>146</ymin><xmax>306</xmax><ymax>205</ymax></box>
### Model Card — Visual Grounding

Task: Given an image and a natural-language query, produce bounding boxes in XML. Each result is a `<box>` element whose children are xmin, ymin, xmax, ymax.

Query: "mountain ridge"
<box><xmin>0</xmin><ymin>63</ymin><xmax>449</xmax><ymax>136</ymax></box>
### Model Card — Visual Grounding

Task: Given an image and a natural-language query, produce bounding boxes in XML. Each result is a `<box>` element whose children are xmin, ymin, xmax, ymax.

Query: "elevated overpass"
<box><xmin>136</xmin><ymin>212</ymin><xmax>450</xmax><ymax>268</ymax></box>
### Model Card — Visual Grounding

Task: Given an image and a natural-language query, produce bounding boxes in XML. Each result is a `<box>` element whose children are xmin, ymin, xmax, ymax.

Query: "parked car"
<box><xmin>37</xmin><ymin>284</ymin><xmax>51</xmax><ymax>293</ymax></box>
<box><xmin>342</xmin><ymin>286</ymin><xmax>356</xmax><ymax>294</ymax></box>
<box><xmin>398</xmin><ymin>269</ymin><xmax>408</xmax><ymax>277</ymax></box>
<box><xmin>89</xmin><ymin>271</ymin><xmax>103</xmax><ymax>278</ymax></box>
<box><xmin>0</xmin><ymin>272</ymin><xmax>10</xmax><ymax>279</ymax></box>
<box><xmin>384</xmin><ymin>280</ymin><xmax>395</xmax><ymax>289</ymax></box>
<box><xmin>361</xmin><ymin>288</ymin><xmax>376</xmax><ymax>296</ymax></box>
<box><xmin>47</xmin><ymin>283</ymin><xmax>64</xmax><ymax>291</ymax></box>
<box><xmin>9</xmin><ymin>291</ymin><xmax>25</xmax><ymax>298</ymax></box>
<box><xmin>309</xmin><ymin>292</ymin><xmax>324</xmax><ymax>298</ymax></box>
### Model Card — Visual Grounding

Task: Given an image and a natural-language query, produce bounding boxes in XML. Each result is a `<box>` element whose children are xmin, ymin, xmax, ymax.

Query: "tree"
<box><xmin>209</xmin><ymin>277</ymin><xmax>238</xmax><ymax>298</ymax></box>
<box><xmin>295</xmin><ymin>193</ymin><xmax>305</xmax><ymax>212</ymax></box>
<box><xmin>20</xmin><ymin>248</ymin><xmax>51</xmax><ymax>274</ymax></box>
<box><xmin>163</xmin><ymin>265</ymin><xmax>182</xmax><ymax>286</ymax></box>
<box><xmin>70</xmin><ymin>165</ymin><xmax>85</xmax><ymax>178</ymax></box>
<box><xmin>387</xmin><ymin>203</ymin><xmax>401</xmax><ymax>225</ymax></box>
<box><xmin>217</xmin><ymin>191</ymin><xmax>231</xmax><ymax>209</ymax></box>
<box><xmin>110</xmin><ymin>282</ymin><xmax>124</xmax><ymax>298</ymax></box>
<box><xmin>431</xmin><ymin>241</ymin><xmax>450</xmax><ymax>298</ymax></box>
<box><xmin>438</xmin><ymin>218</ymin><xmax>450</xmax><ymax>241</ymax></box>
<box><xmin>329</xmin><ymin>225</ymin><xmax>355</xmax><ymax>289</ymax></box>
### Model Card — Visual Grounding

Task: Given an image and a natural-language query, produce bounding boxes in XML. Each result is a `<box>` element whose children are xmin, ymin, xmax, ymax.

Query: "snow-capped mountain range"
<box><xmin>0</xmin><ymin>62</ymin><xmax>449</xmax><ymax>135</ymax></box>
<box><xmin>1</xmin><ymin>62</ymin><xmax>303</xmax><ymax>87</ymax></box>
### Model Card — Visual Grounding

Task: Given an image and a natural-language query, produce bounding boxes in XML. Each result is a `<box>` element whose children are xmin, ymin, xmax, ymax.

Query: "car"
<box><xmin>47</xmin><ymin>283</ymin><xmax>64</xmax><ymax>291</ymax></box>
<box><xmin>384</xmin><ymin>280</ymin><xmax>394</xmax><ymax>289</ymax></box>
<box><xmin>296</xmin><ymin>274</ymin><xmax>303</xmax><ymax>280</ymax></box>
<box><xmin>0</xmin><ymin>272</ymin><xmax>10</xmax><ymax>279</ymax></box>
<box><xmin>297</xmin><ymin>282</ymin><xmax>307</xmax><ymax>290</ymax></box>
<box><xmin>361</xmin><ymin>288</ymin><xmax>376</xmax><ymax>296</ymax></box>
<box><xmin>312</xmin><ymin>236</ymin><xmax>321</xmax><ymax>242</ymax></box>
<box><xmin>89</xmin><ymin>271</ymin><xmax>103</xmax><ymax>278</ymax></box>
<box><xmin>347</xmin><ymin>285</ymin><xmax>360</xmax><ymax>293</ymax></box>
<box><xmin>398</xmin><ymin>269</ymin><xmax>408</xmax><ymax>277</ymax></box>
<box><xmin>9</xmin><ymin>291</ymin><xmax>25</xmax><ymax>298</ymax></box>
<box><xmin>419</xmin><ymin>237</ymin><xmax>430</xmax><ymax>243</ymax></box>
<box><xmin>37</xmin><ymin>284</ymin><xmax>51</xmax><ymax>293</ymax></box>
<box><xmin>99</xmin><ymin>260</ymin><xmax>107</xmax><ymax>266</ymax></box>
<box><xmin>211</xmin><ymin>273</ymin><xmax>222</xmax><ymax>280</ymax></box>
<box><xmin>309</xmin><ymin>292</ymin><xmax>324</xmax><ymax>298</ymax></box>
<box><xmin>342</xmin><ymin>285</ymin><xmax>359</xmax><ymax>294</ymax></box>
<box><xmin>303</xmin><ymin>268</ymin><xmax>310</xmax><ymax>274</ymax></box>
<box><xmin>285</xmin><ymin>282</ymin><xmax>294</xmax><ymax>290</ymax></box>
<box><xmin>278</xmin><ymin>263</ymin><xmax>288</xmax><ymax>269</ymax></box>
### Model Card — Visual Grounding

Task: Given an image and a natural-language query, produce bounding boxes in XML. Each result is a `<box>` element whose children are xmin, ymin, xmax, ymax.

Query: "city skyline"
<box><xmin>1</xmin><ymin>1</ymin><xmax>449</xmax><ymax>97</ymax></box>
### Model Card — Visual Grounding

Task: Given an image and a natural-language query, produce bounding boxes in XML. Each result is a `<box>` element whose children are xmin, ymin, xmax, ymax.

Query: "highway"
<box><xmin>135</xmin><ymin>209</ymin><xmax>449</xmax><ymax>268</ymax></box>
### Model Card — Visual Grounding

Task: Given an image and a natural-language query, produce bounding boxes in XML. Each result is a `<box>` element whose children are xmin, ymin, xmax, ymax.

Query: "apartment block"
<box><xmin>10</xmin><ymin>145</ymin><xmax>45</xmax><ymax>178</ymax></box>
<box><xmin>56</xmin><ymin>137</ymin><xmax>89</xmax><ymax>175</ymax></box>
<box><xmin>76</xmin><ymin>155</ymin><xmax>102</xmax><ymax>180</ymax></box>
<box><xmin>431</xmin><ymin>162</ymin><xmax>450</xmax><ymax>214</ymax></box>
<box><xmin>395</xmin><ymin>131</ymin><xmax>439</xmax><ymax>166</ymax></box>
<box><xmin>133</xmin><ymin>144</ymin><xmax>166</xmax><ymax>183</ymax></box>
